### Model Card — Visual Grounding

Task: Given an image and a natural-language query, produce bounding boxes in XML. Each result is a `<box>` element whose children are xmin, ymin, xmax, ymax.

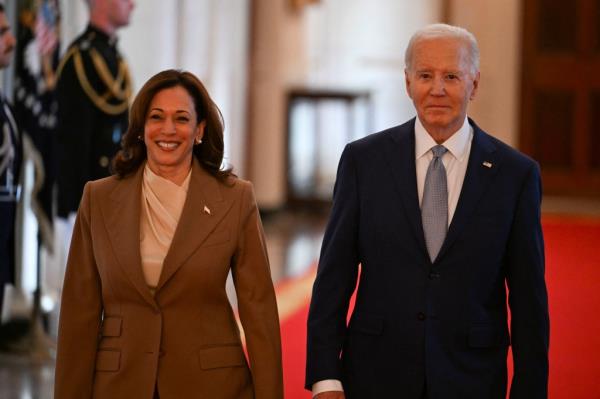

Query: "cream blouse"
<box><xmin>140</xmin><ymin>164</ymin><xmax>191</xmax><ymax>292</ymax></box>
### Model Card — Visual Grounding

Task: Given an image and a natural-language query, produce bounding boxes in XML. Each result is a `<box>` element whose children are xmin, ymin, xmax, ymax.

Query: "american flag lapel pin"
<box><xmin>482</xmin><ymin>161</ymin><xmax>493</xmax><ymax>168</ymax></box>
<box><xmin>203</xmin><ymin>205</ymin><xmax>211</xmax><ymax>215</ymax></box>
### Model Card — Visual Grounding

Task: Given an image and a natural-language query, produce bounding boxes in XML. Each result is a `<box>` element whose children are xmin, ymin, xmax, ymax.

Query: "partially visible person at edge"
<box><xmin>306</xmin><ymin>24</ymin><xmax>549</xmax><ymax>399</ymax></box>
<box><xmin>0</xmin><ymin>3</ymin><xmax>19</xmax><ymax>318</ymax></box>
<box><xmin>54</xmin><ymin>0</ymin><xmax>134</xmax><ymax>270</ymax></box>
<box><xmin>54</xmin><ymin>69</ymin><xmax>283</xmax><ymax>399</ymax></box>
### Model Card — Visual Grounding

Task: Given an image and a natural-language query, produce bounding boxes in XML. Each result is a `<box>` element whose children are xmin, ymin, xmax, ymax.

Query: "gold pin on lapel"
<box><xmin>482</xmin><ymin>161</ymin><xmax>493</xmax><ymax>168</ymax></box>
<box><xmin>203</xmin><ymin>205</ymin><xmax>211</xmax><ymax>215</ymax></box>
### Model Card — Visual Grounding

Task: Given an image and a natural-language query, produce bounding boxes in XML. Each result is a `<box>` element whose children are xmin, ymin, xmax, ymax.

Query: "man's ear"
<box><xmin>405</xmin><ymin>69</ymin><xmax>413</xmax><ymax>99</ymax></box>
<box><xmin>470</xmin><ymin>71</ymin><xmax>481</xmax><ymax>100</ymax></box>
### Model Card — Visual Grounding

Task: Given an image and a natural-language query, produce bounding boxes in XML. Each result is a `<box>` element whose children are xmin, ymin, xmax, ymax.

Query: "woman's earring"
<box><xmin>195</xmin><ymin>137</ymin><xmax>203</xmax><ymax>145</ymax></box>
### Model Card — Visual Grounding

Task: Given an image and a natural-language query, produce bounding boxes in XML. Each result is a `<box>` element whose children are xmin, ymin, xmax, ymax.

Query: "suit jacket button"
<box><xmin>429</xmin><ymin>272</ymin><xmax>440</xmax><ymax>280</ymax></box>
<box><xmin>417</xmin><ymin>312</ymin><xmax>426</xmax><ymax>321</ymax></box>
<box><xmin>99</xmin><ymin>156</ymin><xmax>109</xmax><ymax>167</ymax></box>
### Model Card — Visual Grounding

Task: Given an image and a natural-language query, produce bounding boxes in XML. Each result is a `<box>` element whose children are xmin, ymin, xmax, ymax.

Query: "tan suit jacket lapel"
<box><xmin>156</xmin><ymin>159</ymin><xmax>234</xmax><ymax>292</ymax></box>
<box><xmin>101</xmin><ymin>166</ymin><xmax>159</xmax><ymax>310</ymax></box>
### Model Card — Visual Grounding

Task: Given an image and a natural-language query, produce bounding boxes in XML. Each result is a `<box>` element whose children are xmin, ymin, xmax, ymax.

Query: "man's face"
<box><xmin>405</xmin><ymin>37</ymin><xmax>479</xmax><ymax>139</ymax></box>
<box><xmin>107</xmin><ymin>0</ymin><xmax>135</xmax><ymax>29</ymax></box>
<box><xmin>0</xmin><ymin>12</ymin><xmax>16</xmax><ymax>69</ymax></box>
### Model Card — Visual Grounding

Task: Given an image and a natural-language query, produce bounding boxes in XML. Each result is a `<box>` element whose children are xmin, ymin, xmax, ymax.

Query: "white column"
<box><xmin>450</xmin><ymin>0</ymin><xmax>521</xmax><ymax>146</ymax></box>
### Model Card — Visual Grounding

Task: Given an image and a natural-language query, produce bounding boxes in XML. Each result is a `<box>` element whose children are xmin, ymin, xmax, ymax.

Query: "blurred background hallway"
<box><xmin>1</xmin><ymin>0</ymin><xmax>599</xmax><ymax>398</ymax></box>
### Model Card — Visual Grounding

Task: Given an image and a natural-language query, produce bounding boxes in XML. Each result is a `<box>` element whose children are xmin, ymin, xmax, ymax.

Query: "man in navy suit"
<box><xmin>306</xmin><ymin>24</ymin><xmax>549</xmax><ymax>399</ymax></box>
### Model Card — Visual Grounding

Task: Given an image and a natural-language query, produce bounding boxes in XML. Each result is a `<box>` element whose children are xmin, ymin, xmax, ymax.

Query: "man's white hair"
<box><xmin>404</xmin><ymin>23</ymin><xmax>480</xmax><ymax>74</ymax></box>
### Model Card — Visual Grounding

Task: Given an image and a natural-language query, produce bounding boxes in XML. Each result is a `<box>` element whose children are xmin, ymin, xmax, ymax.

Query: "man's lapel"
<box><xmin>382</xmin><ymin>119</ymin><xmax>429</xmax><ymax>257</ymax></box>
<box><xmin>155</xmin><ymin>159</ymin><xmax>234</xmax><ymax>291</ymax></box>
<box><xmin>436</xmin><ymin>119</ymin><xmax>500</xmax><ymax>261</ymax></box>
<box><xmin>102</xmin><ymin>166</ymin><xmax>158</xmax><ymax>309</ymax></box>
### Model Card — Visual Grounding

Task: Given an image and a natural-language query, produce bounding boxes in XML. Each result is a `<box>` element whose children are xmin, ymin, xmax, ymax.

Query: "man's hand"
<box><xmin>314</xmin><ymin>391</ymin><xmax>345</xmax><ymax>399</ymax></box>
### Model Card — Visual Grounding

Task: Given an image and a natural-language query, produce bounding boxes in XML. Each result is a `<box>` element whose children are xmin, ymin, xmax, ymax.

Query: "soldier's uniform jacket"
<box><xmin>56</xmin><ymin>24</ymin><xmax>131</xmax><ymax>217</ymax></box>
<box><xmin>0</xmin><ymin>94</ymin><xmax>21</xmax><ymax>295</ymax></box>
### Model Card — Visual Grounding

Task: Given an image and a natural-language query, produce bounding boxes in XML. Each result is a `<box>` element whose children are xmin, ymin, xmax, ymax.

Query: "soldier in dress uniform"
<box><xmin>55</xmin><ymin>0</ymin><xmax>135</xmax><ymax>219</ymax></box>
<box><xmin>0</xmin><ymin>3</ymin><xmax>19</xmax><ymax>315</ymax></box>
<box><xmin>54</xmin><ymin>0</ymin><xmax>134</xmax><ymax>267</ymax></box>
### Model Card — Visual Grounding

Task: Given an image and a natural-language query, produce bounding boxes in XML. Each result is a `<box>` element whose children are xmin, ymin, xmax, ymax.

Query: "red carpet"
<box><xmin>278</xmin><ymin>216</ymin><xmax>600</xmax><ymax>399</ymax></box>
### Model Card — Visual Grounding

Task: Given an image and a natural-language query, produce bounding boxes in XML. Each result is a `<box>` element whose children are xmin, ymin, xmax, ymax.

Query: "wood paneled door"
<box><xmin>520</xmin><ymin>0</ymin><xmax>600</xmax><ymax>196</ymax></box>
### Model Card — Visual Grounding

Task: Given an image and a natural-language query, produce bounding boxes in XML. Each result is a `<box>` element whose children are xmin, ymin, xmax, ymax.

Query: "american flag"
<box><xmin>35</xmin><ymin>0</ymin><xmax>59</xmax><ymax>57</ymax></box>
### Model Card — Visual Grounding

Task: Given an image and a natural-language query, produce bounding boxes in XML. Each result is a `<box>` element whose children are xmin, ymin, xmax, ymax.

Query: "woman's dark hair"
<box><xmin>112</xmin><ymin>69</ymin><xmax>233</xmax><ymax>181</ymax></box>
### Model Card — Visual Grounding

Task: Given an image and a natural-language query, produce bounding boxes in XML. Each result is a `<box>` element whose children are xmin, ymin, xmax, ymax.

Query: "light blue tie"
<box><xmin>421</xmin><ymin>145</ymin><xmax>448</xmax><ymax>262</ymax></box>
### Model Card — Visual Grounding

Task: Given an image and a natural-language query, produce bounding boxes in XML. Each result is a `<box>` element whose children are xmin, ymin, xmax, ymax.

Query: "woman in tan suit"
<box><xmin>54</xmin><ymin>69</ymin><xmax>283</xmax><ymax>398</ymax></box>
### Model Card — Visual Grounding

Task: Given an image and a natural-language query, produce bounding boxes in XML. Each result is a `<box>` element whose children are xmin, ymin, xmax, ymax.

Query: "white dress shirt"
<box><xmin>415</xmin><ymin>116</ymin><xmax>473</xmax><ymax>224</ymax></box>
<box><xmin>311</xmin><ymin>116</ymin><xmax>474</xmax><ymax>397</ymax></box>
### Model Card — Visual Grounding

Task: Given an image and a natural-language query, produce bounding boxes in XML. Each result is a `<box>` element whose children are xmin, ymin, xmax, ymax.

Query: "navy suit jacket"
<box><xmin>306</xmin><ymin>118</ymin><xmax>549</xmax><ymax>399</ymax></box>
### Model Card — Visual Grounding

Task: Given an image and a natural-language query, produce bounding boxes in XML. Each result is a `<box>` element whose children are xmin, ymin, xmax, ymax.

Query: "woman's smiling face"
<box><xmin>144</xmin><ymin>85</ymin><xmax>205</xmax><ymax>182</ymax></box>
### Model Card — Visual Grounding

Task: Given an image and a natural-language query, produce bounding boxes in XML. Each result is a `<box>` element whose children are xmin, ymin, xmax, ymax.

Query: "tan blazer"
<box><xmin>55</xmin><ymin>160</ymin><xmax>283</xmax><ymax>398</ymax></box>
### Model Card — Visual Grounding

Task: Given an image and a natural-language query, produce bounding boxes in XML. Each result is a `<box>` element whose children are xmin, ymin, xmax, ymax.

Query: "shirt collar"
<box><xmin>415</xmin><ymin>115</ymin><xmax>471</xmax><ymax>162</ymax></box>
<box><xmin>144</xmin><ymin>163</ymin><xmax>192</xmax><ymax>191</ymax></box>
<box><xmin>86</xmin><ymin>24</ymin><xmax>118</xmax><ymax>47</ymax></box>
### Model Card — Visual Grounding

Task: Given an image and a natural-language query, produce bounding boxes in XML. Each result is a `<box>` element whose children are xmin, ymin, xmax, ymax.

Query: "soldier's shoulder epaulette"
<box><xmin>56</xmin><ymin>32</ymin><xmax>132</xmax><ymax>116</ymax></box>
<box><xmin>55</xmin><ymin>45</ymin><xmax>78</xmax><ymax>79</ymax></box>
<box><xmin>56</xmin><ymin>30</ymin><xmax>96</xmax><ymax>79</ymax></box>
<box><xmin>75</xmin><ymin>29</ymin><xmax>97</xmax><ymax>51</ymax></box>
